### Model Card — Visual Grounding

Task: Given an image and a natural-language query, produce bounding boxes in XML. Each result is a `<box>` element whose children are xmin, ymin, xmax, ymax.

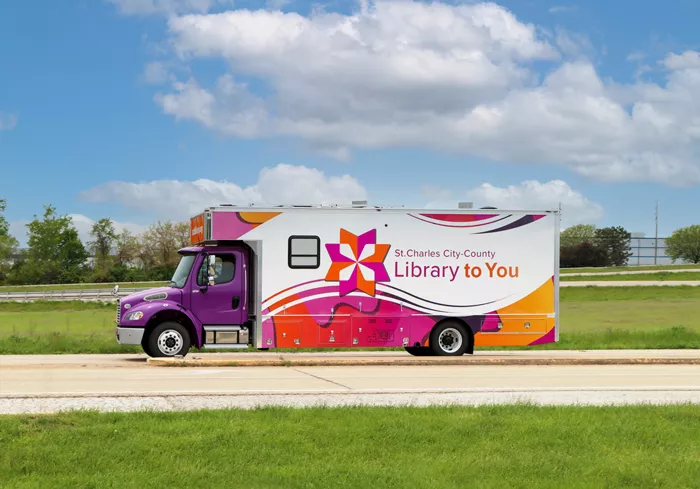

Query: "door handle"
<box><xmin>232</xmin><ymin>296</ymin><xmax>240</xmax><ymax>309</ymax></box>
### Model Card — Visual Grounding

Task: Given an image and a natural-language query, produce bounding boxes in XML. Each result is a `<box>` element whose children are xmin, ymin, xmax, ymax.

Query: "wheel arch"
<box><xmin>143</xmin><ymin>309</ymin><xmax>200</xmax><ymax>349</ymax></box>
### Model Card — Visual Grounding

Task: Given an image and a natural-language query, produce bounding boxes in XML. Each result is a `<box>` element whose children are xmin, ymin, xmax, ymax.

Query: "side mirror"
<box><xmin>199</xmin><ymin>253</ymin><xmax>210</xmax><ymax>292</ymax></box>
<box><xmin>207</xmin><ymin>254</ymin><xmax>217</xmax><ymax>286</ymax></box>
<box><xmin>112</xmin><ymin>284</ymin><xmax>119</xmax><ymax>297</ymax></box>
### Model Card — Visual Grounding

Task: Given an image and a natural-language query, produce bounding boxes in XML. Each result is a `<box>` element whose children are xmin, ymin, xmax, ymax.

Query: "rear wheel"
<box><xmin>404</xmin><ymin>346</ymin><xmax>433</xmax><ymax>356</ymax></box>
<box><xmin>429</xmin><ymin>321</ymin><xmax>470</xmax><ymax>356</ymax></box>
<box><xmin>147</xmin><ymin>321</ymin><xmax>191</xmax><ymax>358</ymax></box>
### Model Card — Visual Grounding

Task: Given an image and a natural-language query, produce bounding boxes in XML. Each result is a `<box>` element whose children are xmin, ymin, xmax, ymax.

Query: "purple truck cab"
<box><xmin>115</xmin><ymin>244</ymin><xmax>254</xmax><ymax>357</ymax></box>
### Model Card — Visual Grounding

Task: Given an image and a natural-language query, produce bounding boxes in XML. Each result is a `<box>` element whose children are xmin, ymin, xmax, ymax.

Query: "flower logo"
<box><xmin>325</xmin><ymin>229</ymin><xmax>391</xmax><ymax>296</ymax></box>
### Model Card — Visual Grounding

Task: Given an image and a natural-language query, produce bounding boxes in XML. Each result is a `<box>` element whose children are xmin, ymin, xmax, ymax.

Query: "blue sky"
<box><xmin>2</xmin><ymin>0</ymin><xmax>700</xmax><ymax>245</ymax></box>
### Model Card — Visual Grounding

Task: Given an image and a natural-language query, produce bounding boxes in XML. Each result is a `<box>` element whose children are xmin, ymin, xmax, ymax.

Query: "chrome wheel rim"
<box><xmin>438</xmin><ymin>327</ymin><xmax>462</xmax><ymax>353</ymax></box>
<box><xmin>157</xmin><ymin>329</ymin><xmax>183</xmax><ymax>355</ymax></box>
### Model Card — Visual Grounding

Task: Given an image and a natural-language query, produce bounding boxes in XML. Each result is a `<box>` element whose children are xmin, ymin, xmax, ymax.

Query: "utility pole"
<box><xmin>654</xmin><ymin>200</ymin><xmax>659</xmax><ymax>265</ymax></box>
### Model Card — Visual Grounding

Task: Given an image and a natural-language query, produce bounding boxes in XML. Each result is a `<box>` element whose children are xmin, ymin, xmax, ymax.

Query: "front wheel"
<box><xmin>147</xmin><ymin>322</ymin><xmax>191</xmax><ymax>358</ymax></box>
<box><xmin>429</xmin><ymin>321</ymin><xmax>470</xmax><ymax>356</ymax></box>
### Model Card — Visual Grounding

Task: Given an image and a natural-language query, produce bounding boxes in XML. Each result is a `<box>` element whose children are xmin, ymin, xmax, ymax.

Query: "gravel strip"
<box><xmin>3</xmin><ymin>390</ymin><xmax>700</xmax><ymax>414</ymax></box>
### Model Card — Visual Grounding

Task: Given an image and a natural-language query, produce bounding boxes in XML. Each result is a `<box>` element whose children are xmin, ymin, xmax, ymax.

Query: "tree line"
<box><xmin>0</xmin><ymin>202</ymin><xmax>190</xmax><ymax>285</ymax></box>
<box><xmin>559</xmin><ymin>223</ymin><xmax>700</xmax><ymax>268</ymax></box>
<box><xmin>1</xmin><ymin>200</ymin><xmax>700</xmax><ymax>285</ymax></box>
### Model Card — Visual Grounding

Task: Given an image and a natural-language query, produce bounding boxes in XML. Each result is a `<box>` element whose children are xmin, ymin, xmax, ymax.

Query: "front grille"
<box><xmin>116</xmin><ymin>299</ymin><xmax>121</xmax><ymax>325</ymax></box>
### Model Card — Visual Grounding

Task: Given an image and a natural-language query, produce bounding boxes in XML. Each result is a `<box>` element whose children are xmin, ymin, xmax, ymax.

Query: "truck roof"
<box><xmin>187</xmin><ymin>203</ymin><xmax>561</xmax><ymax>246</ymax></box>
<box><xmin>178</xmin><ymin>246</ymin><xmax>205</xmax><ymax>253</ymax></box>
<box><xmin>198</xmin><ymin>204</ymin><xmax>561</xmax><ymax>214</ymax></box>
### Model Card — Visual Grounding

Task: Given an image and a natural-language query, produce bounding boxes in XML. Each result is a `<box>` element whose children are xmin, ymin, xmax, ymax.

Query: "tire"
<box><xmin>141</xmin><ymin>340</ymin><xmax>153</xmax><ymax>357</ymax></box>
<box><xmin>429</xmin><ymin>321</ymin><xmax>470</xmax><ymax>356</ymax></box>
<box><xmin>147</xmin><ymin>321</ymin><xmax>191</xmax><ymax>358</ymax></box>
<box><xmin>404</xmin><ymin>346</ymin><xmax>433</xmax><ymax>356</ymax></box>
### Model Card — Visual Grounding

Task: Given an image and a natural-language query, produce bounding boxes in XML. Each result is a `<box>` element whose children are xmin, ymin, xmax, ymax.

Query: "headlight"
<box><xmin>125</xmin><ymin>311</ymin><xmax>144</xmax><ymax>321</ymax></box>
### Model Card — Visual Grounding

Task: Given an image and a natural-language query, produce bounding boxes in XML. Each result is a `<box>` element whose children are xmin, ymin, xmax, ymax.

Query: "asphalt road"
<box><xmin>2</xmin><ymin>351</ymin><xmax>700</xmax><ymax>414</ymax></box>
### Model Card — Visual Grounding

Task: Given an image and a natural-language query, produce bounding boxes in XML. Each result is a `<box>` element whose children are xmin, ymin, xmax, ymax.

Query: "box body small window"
<box><xmin>288</xmin><ymin>236</ymin><xmax>321</xmax><ymax>269</ymax></box>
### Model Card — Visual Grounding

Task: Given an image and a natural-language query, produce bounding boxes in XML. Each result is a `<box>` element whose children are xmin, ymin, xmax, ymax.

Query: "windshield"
<box><xmin>169</xmin><ymin>254</ymin><xmax>196</xmax><ymax>288</ymax></box>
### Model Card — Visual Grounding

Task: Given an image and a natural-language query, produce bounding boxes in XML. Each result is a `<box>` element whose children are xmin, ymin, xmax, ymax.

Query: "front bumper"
<box><xmin>116</xmin><ymin>326</ymin><xmax>145</xmax><ymax>345</ymax></box>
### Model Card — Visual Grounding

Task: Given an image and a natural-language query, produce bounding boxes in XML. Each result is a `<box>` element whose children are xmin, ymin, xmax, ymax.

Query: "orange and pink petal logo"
<box><xmin>325</xmin><ymin>229</ymin><xmax>391</xmax><ymax>296</ymax></box>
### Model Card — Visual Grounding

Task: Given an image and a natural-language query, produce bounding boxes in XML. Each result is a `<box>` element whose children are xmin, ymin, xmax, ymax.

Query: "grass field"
<box><xmin>1</xmin><ymin>286</ymin><xmax>699</xmax><ymax>354</ymax></box>
<box><xmin>561</xmin><ymin>271</ymin><xmax>700</xmax><ymax>281</ymax></box>
<box><xmin>560</xmin><ymin>264</ymin><xmax>700</xmax><ymax>274</ymax></box>
<box><xmin>2</xmin><ymin>405</ymin><xmax>700</xmax><ymax>488</ymax></box>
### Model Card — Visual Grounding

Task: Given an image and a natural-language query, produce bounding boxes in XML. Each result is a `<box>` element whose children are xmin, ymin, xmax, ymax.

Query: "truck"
<box><xmin>115</xmin><ymin>203</ymin><xmax>560</xmax><ymax>357</ymax></box>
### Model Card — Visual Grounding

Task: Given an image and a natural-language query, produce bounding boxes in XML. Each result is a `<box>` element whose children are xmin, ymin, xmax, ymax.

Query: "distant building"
<box><xmin>628</xmin><ymin>233</ymin><xmax>688</xmax><ymax>266</ymax></box>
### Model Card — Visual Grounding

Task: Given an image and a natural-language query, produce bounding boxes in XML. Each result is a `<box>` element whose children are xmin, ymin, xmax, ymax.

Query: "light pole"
<box><xmin>654</xmin><ymin>200</ymin><xmax>659</xmax><ymax>265</ymax></box>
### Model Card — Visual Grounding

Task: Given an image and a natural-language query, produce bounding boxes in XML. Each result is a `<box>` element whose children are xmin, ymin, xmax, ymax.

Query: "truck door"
<box><xmin>190</xmin><ymin>250</ymin><xmax>246</xmax><ymax>326</ymax></box>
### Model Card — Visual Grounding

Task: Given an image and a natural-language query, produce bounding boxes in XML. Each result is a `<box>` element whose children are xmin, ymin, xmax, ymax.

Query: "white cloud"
<box><xmin>425</xmin><ymin>180</ymin><xmax>603</xmax><ymax>227</ymax></box>
<box><xmin>140</xmin><ymin>0</ymin><xmax>700</xmax><ymax>186</ymax></box>
<box><xmin>422</xmin><ymin>186</ymin><xmax>453</xmax><ymax>201</ymax></box>
<box><xmin>626</xmin><ymin>51</ymin><xmax>646</xmax><ymax>62</ymax></box>
<box><xmin>78</xmin><ymin>163</ymin><xmax>368</xmax><ymax>220</ymax></box>
<box><xmin>466</xmin><ymin>180</ymin><xmax>604</xmax><ymax>226</ymax></box>
<box><xmin>266</xmin><ymin>0</ymin><xmax>292</xmax><ymax>10</ymax></box>
<box><xmin>108</xmin><ymin>0</ymin><xmax>231</xmax><ymax>16</ymax></box>
<box><xmin>142</xmin><ymin>61</ymin><xmax>171</xmax><ymax>85</ymax></box>
<box><xmin>0</xmin><ymin>112</ymin><xmax>18</xmax><ymax>131</ymax></box>
<box><xmin>548</xmin><ymin>5</ymin><xmax>578</xmax><ymax>14</ymax></box>
<box><xmin>661</xmin><ymin>50</ymin><xmax>700</xmax><ymax>71</ymax></box>
<box><xmin>155</xmin><ymin>75</ymin><xmax>269</xmax><ymax>138</ymax></box>
<box><xmin>554</xmin><ymin>29</ymin><xmax>593</xmax><ymax>58</ymax></box>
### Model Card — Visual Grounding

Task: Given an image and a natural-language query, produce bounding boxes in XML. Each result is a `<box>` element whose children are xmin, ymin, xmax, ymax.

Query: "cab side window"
<box><xmin>197</xmin><ymin>253</ymin><xmax>236</xmax><ymax>286</ymax></box>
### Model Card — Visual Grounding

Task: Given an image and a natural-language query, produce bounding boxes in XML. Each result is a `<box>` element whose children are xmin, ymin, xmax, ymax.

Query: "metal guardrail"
<box><xmin>0</xmin><ymin>288</ymin><xmax>151</xmax><ymax>302</ymax></box>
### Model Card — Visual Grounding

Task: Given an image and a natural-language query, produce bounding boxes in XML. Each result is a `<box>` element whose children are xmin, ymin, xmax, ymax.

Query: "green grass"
<box><xmin>0</xmin><ymin>281</ymin><xmax>162</xmax><ymax>292</ymax></box>
<box><xmin>2</xmin><ymin>405</ymin><xmax>700</xmax><ymax>488</ymax></box>
<box><xmin>1</xmin><ymin>286</ymin><xmax>699</xmax><ymax>354</ymax></box>
<box><xmin>559</xmin><ymin>285</ymin><xmax>700</xmax><ymax>301</ymax></box>
<box><xmin>562</xmin><ymin>271</ymin><xmax>700</xmax><ymax>281</ymax></box>
<box><xmin>561</xmin><ymin>263</ymin><xmax>700</xmax><ymax>274</ymax></box>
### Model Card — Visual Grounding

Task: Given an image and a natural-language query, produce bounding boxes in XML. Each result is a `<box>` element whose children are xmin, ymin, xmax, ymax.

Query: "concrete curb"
<box><xmin>6</xmin><ymin>385</ymin><xmax>700</xmax><ymax>400</ymax></box>
<box><xmin>146</xmin><ymin>356</ymin><xmax>700</xmax><ymax>367</ymax></box>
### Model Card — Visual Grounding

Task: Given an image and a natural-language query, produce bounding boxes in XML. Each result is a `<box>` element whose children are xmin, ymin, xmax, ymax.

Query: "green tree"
<box><xmin>560</xmin><ymin>241</ymin><xmax>608</xmax><ymax>268</ymax></box>
<box><xmin>20</xmin><ymin>205</ymin><xmax>89</xmax><ymax>284</ymax></box>
<box><xmin>560</xmin><ymin>224</ymin><xmax>596</xmax><ymax>248</ymax></box>
<box><xmin>115</xmin><ymin>229</ymin><xmax>140</xmax><ymax>265</ymax></box>
<box><xmin>175</xmin><ymin>221</ymin><xmax>190</xmax><ymax>248</ymax></box>
<box><xmin>665</xmin><ymin>225</ymin><xmax>700</xmax><ymax>264</ymax></box>
<box><xmin>89</xmin><ymin>218</ymin><xmax>117</xmax><ymax>260</ymax></box>
<box><xmin>143</xmin><ymin>221</ymin><xmax>187</xmax><ymax>269</ymax></box>
<box><xmin>594</xmin><ymin>226</ymin><xmax>632</xmax><ymax>267</ymax></box>
<box><xmin>106</xmin><ymin>228</ymin><xmax>145</xmax><ymax>282</ymax></box>
<box><xmin>0</xmin><ymin>199</ymin><xmax>19</xmax><ymax>283</ymax></box>
<box><xmin>88</xmin><ymin>218</ymin><xmax>117</xmax><ymax>281</ymax></box>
